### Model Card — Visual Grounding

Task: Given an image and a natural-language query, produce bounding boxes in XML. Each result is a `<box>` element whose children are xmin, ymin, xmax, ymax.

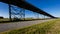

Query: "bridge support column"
<box><xmin>44</xmin><ymin>15</ymin><xmax>45</xmax><ymax>19</ymax></box>
<box><xmin>34</xmin><ymin>12</ymin><xmax>39</xmax><ymax>19</ymax></box>
<box><xmin>8</xmin><ymin>4</ymin><xmax>25</xmax><ymax>21</ymax></box>
<box><xmin>9</xmin><ymin>4</ymin><xmax>12</xmax><ymax>21</ymax></box>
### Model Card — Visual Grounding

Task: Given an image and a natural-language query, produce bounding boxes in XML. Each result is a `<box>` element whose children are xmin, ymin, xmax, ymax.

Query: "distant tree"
<box><xmin>0</xmin><ymin>16</ymin><xmax>4</xmax><ymax>19</ymax></box>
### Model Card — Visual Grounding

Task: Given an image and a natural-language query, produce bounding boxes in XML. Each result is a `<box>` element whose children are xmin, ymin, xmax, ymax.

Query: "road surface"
<box><xmin>0</xmin><ymin>19</ymin><xmax>55</xmax><ymax>32</ymax></box>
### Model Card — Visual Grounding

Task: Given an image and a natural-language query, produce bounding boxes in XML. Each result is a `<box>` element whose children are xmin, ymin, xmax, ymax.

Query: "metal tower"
<box><xmin>8</xmin><ymin>4</ymin><xmax>25</xmax><ymax>21</ymax></box>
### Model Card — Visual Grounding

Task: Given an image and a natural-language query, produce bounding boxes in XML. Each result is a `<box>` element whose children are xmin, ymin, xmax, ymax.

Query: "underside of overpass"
<box><xmin>0</xmin><ymin>0</ymin><xmax>56</xmax><ymax>21</ymax></box>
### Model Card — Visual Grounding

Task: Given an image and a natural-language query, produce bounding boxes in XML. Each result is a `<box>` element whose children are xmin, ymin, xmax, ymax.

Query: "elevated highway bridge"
<box><xmin>0</xmin><ymin>0</ymin><xmax>56</xmax><ymax>21</ymax></box>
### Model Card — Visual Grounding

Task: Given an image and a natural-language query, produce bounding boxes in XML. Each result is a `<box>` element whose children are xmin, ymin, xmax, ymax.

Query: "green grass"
<box><xmin>0</xmin><ymin>18</ymin><xmax>9</xmax><ymax>21</ymax></box>
<box><xmin>0</xmin><ymin>19</ymin><xmax>60</xmax><ymax>34</ymax></box>
<box><xmin>0</xmin><ymin>18</ymin><xmax>41</xmax><ymax>23</ymax></box>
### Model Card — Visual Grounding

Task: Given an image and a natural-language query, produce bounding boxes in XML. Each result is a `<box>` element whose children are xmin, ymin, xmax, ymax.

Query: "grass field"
<box><xmin>0</xmin><ymin>19</ymin><xmax>60</xmax><ymax>34</ymax></box>
<box><xmin>0</xmin><ymin>18</ymin><xmax>33</xmax><ymax>23</ymax></box>
<box><xmin>0</xmin><ymin>18</ymin><xmax>9</xmax><ymax>21</ymax></box>
<box><xmin>0</xmin><ymin>18</ymin><xmax>44</xmax><ymax>23</ymax></box>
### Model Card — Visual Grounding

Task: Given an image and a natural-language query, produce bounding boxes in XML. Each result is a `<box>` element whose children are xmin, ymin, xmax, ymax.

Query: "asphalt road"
<box><xmin>0</xmin><ymin>19</ymin><xmax>55</xmax><ymax>32</ymax></box>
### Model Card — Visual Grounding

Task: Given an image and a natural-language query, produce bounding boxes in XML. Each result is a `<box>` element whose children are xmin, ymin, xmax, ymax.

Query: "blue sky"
<box><xmin>0</xmin><ymin>0</ymin><xmax>60</xmax><ymax>18</ymax></box>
